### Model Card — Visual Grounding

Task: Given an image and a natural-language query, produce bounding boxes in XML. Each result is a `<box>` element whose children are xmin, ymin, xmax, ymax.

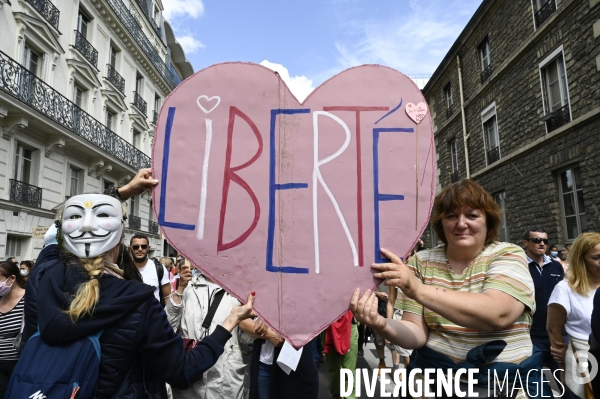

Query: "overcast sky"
<box><xmin>163</xmin><ymin>0</ymin><xmax>483</xmax><ymax>100</ymax></box>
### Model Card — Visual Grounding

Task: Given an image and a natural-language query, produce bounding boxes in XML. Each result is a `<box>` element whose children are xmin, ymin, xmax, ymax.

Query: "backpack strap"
<box><xmin>153</xmin><ymin>260</ymin><xmax>166</xmax><ymax>307</ymax></box>
<box><xmin>202</xmin><ymin>290</ymin><xmax>226</xmax><ymax>330</ymax></box>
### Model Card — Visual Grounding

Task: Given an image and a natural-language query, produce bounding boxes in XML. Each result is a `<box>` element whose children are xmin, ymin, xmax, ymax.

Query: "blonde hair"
<box><xmin>567</xmin><ymin>232</ymin><xmax>600</xmax><ymax>295</ymax></box>
<box><xmin>56</xmin><ymin>195</ymin><xmax>128</xmax><ymax>321</ymax></box>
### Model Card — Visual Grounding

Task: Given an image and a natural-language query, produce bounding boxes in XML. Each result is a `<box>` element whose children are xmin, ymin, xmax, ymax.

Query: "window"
<box><xmin>494</xmin><ymin>192</ymin><xmax>509</xmax><ymax>242</ymax></box>
<box><xmin>133</xmin><ymin>131</ymin><xmax>141</xmax><ymax>149</ymax></box>
<box><xmin>73</xmin><ymin>84</ymin><xmax>86</xmax><ymax>109</ymax></box>
<box><xmin>5</xmin><ymin>235</ymin><xmax>22</xmax><ymax>259</ymax></box>
<box><xmin>106</xmin><ymin>110</ymin><xmax>116</xmax><ymax>132</ymax></box>
<box><xmin>444</xmin><ymin>83</ymin><xmax>453</xmax><ymax>109</ymax></box>
<box><xmin>481</xmin><ymin>103</ymin><xmax>500</xmax><ymax>165</ymax></box>
<box><xmin>540</xmin><ymin>47</ymin><xmax>571</xmax><ymax>132</ymax></box>
<box><xmin>68</xmin><ymin>165</ymin><xmax>83</xmax><ymax>197</ymax></box>
<box><xmin>154</xmin><ymin>95</ymin><xmax>161</xmax><ymax>113</ymax></box>
<box><xmin>110</xmin><ymin>45</ymin><xmax>117</xmax><ymax>68</ymax></box>
<box><xmin>135</xmin><ymin>73</ymin><xmax>143</xmax><ymax>95</ymax></box>
<box><xmin>14</xmin><ymin>143</ymin><xmax>33</xmax><ymax>184</ymax></box>
<box><xmin>534</xmin><ymin>0</ymin><xmax>557</xmax><ymax>28</ymax></box>
<box><xmin>559</xmin><ymin>166</ymin><xmax>586</xmax><ymax>241</ymax></box>
<box><xmin>479</xmin><ymin>38</ymin><xmax>491</xmax><ymax>71</ymax></box>
<box><xmin>103</xmin><ymin>179</ymin><xmax>115</xmax><ymax>192</ymax></box>
<box><xmin>130</xmin><ymin>195</ymin><xmax>138</xmax><ymax>217</ymax></box>
<box><xmin>22</xmin><ymin>45</ymin><xmax>40</xmax><ymax>76</ymax></box>
<box><xmin>153</xmin><ymin>6</ymin><xmax>160</xmax><ymax>22</ymax></box>
<box><xmin>77</xmin><ymin>9</ymin><xmax>90</xmax><ymax>38</ymax></box>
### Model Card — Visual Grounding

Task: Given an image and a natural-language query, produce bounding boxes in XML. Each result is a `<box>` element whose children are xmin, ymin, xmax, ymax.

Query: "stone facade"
<box><xmin>422</xmin><ymin>0</ymin><xmax>600</xmax><ymax>247</ymax></box>
<box><xmin>0</xmin><ymin>0</ymin><xmax>194</xmax><ymax>260</ymax></box>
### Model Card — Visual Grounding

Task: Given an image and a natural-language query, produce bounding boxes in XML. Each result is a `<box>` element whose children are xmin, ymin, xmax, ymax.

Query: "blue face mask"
<box><xmin>551</xmin><ymin>251</ymin><xmax>558</xmax><ymax>257</ymax></box>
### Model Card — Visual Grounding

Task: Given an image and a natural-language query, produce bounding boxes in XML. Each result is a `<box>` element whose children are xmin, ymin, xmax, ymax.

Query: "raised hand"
<box><xmin>374</xmin><ymin>248</ymin><xmax>421</xmax><ymax>299</ymax></box>
<box><xmin>349</xmin><ymin>289</ymin><xmax>386</xmax><ymax>330</ymax></box>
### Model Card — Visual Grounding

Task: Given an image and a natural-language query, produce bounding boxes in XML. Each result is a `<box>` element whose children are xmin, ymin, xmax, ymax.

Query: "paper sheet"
<box><xmin>276</xmin><ymin>341</ymin><xmax>303</xmax><ymax>375</ymax></box>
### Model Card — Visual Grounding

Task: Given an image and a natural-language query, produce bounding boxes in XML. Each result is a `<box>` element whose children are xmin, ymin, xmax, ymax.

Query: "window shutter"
<box><xmin>32</xmin><ymin>148</ymin><xmax>41</xmax><ymax>186</ymax></box>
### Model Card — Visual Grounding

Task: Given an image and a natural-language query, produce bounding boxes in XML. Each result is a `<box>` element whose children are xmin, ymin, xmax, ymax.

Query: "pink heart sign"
<box><xmin>152</xmin><ymin>63</ymin><xmax>436</xmax><ymax>348</ymax></box>
<box><xmin>406</xmin><ymin>102</ymin><xmax>428</xmax><ymax>124</ymax></box>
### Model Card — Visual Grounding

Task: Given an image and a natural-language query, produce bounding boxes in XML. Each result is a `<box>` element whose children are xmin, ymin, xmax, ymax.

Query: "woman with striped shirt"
<box><xmin>351</xmin><ymin>180</ymin><xmax>540</xmax><ymax>398</ymax></box>
<box><xmin>0</xmin><ymin>261</ymin><xmax>26</xmax><ymax>398</ymax></box>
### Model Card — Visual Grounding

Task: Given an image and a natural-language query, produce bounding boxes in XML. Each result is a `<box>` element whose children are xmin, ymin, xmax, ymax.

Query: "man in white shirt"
<box><xmin>130</xmin><ymin>233</ymin><xmax>171</xmax><ymax>306</ymax></box>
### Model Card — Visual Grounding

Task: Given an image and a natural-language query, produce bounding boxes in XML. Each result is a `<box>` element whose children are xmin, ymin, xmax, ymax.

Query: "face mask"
<box><xmin>20</xmin><ymin>269</ymin><xmax>29</xmax><ymax>276</ymax></box>
<box><xmin>0</xmin><ymin>278</ymin><xmax>13</xmax><ymax>296</ymax></box>
<box><xmin>62</xmin><ymin>194</ymin><xmax>124</xmax><ymax>258</ymax></box>
<box><xmin>551</xmin><ymin>251</ymin><xmax>558</xmax><ymax>257</ymax></box>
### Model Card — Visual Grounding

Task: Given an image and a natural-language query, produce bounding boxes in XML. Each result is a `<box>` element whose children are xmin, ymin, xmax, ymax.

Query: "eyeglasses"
<box><xmin>131</xmin><ymin>244</ymin><xmax>148</xmax><ymax>250</ymax></box>
<box><xmin>527</xmin><ymin>238</ymin><xmax>549</xmax><ymax>244</ymax></box>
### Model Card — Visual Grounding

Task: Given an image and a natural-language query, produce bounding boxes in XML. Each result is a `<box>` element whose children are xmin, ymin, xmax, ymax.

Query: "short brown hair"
<box><xmin>431</xmin><ymin>179</ymin><xmax>502</xmax><ymax>245</ymax></box>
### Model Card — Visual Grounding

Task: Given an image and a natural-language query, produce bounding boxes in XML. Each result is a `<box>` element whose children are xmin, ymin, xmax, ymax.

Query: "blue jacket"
<box><xmin>22</xmin><ymin>248</ymin><xmax>232</xmax><ymax>398</ymax></box>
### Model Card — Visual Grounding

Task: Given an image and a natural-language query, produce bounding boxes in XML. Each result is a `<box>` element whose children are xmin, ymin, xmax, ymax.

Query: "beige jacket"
<box><xmin>166</xmin><ymin>274</ymin><xmax>251</xmax><ymax>399</ymax></box>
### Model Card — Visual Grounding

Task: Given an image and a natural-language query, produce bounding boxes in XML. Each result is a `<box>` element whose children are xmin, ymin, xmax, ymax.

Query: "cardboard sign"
<box><xmin>152</xmin><ymin>63</ymin><xmax>435</xmax><ymax>347</ymax></box>
<box><xmin>32</xmin><ymin>226</ymin><xmax>49</xmax><ymax>239</ymax></box>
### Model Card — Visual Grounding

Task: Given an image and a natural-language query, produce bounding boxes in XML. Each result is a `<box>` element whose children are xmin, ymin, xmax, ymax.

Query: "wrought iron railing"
<box><xmin>129</xmin><ymin>215</ymin><xmax>141</xmax><ymax>230</ymax></box>
<box><xmin>104</xmin><ymin>0</ymin><xmax>174</xmax><ymax>89</ymax></box>
<box><xmin>10</xmin><ymin>179</ymin><xmax>42</xmax><ymax>208</ymax></box>
<box><xmin>135</xmin><ymin>0</ymin><xmax>162</xmax><ymax>38</ymax></box>
<box><xmin>545</xmin><ymin>104</ymin><xmax>571</xmax><ymax>132</ymax></box>
<box><xmin>451</xmin><ymin>171</ymin><xmax>460</xmax><ymax>183</ymax></box>
<box><xmin>446</xmin><ymin>106</ymin><xmax>453</xmax><ymax>119</ymax></box>
<box><xmin>106</xmin><ymin>64</ymin><xmax>125</xmax><ymax>95</ymax></box>
<box><xmin>133</xmin><ymin>91</ymin><xmax>147</xmax><ymax>116</ymax></box>
<box><xmin>481</xmin><ymin>63</ymin><xmax>493</xmax><ymax>84</ymax></box>
<box><xmin>535</xmin><ymin>0</ymin><xmax>556</xmax><ymax>28</ymax></box>
<box><xmin>74</xmin><ymin>30</ymin><xmax>98</xmax><ymax>68</ymax></box>
<box><xmin>0</xmin><ymin>50</ymin><xmax>151</xmax><ymax>170</ymax></box>
<box><xmin>149</xmin><ymin>220</ymin><xmax>159</xmax><ymax>234</ymax></box>
<box><xmin>152</xmin><ymin>110</ymin><xmax>158</xmax><ymax>124</ymax></box>
<box><xmin>487</xmin><ymin>146</ymin><xmax>501</xmax><ymax>164</ymax></box>
<box><xmin>25</xmin><ymin>0</ymin><xmax>60</xmax><ymax>30</ymax></box>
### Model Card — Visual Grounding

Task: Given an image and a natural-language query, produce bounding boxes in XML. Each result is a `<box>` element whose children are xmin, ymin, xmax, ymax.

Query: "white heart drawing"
<box><xmin>196</xmin><ymin>95</ymin><xmax>221</xmax><ymax>114</ymax></box>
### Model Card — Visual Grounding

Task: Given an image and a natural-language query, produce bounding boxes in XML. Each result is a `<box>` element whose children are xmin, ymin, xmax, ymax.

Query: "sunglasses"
<box><xmin>527</xmin><ymin>238</ymin><xmax>549</xmax><ymax>244</ymax></box>
<box><xmin>131</xmin><ymin>244</ymin><xmax>149</xmax><ymax>250</ymax></box>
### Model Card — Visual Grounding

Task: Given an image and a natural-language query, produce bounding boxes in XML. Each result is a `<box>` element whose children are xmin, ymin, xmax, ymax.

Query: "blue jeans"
<box><xmin>257</xmin><ymin>362</ymin><xmax>272</xmax><ymax>399</ymax></box>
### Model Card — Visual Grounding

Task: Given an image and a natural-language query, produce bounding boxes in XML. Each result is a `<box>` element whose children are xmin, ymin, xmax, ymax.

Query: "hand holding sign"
<box><xmin>152</xmin><ymin>63</ymin><xmax>436</xmax><ymax>347</ymax></box>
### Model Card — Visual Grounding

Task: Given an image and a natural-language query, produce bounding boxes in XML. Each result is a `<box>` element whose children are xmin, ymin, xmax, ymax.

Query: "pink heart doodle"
<box><xmin>406</xmin><ymin>102</ymin><xmax>428</xmax><ymax>124</ymax></box>
<box><xmin>153</xmin><ymin>63</ymin><xmax>436</xmax><ymax>347</ymax></box>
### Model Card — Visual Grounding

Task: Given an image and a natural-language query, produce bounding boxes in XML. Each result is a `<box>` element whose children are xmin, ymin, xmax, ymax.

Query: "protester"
<box><xmin>0</xmin><ymin>262</ymin><xmax>26</xmax><ymax>398</ymax></box>
<box><xmin>524</xmin><ymin>227</ymin><xmax>564</xmax><ymax>391</ymax></box>
<box><xmin>387</xmin><ymin>287</ymin><xmax>412</xmax><ymax>371</ymax></box>
<box><xmin>116</xmin><ymin>243</ymin><xmax>142</xmax><ymax>283</ymax></box>
<box><xmin>167</xmin><ymin>259</ymin><xmax>258</xmax><ymax>399</ymax></box>
<box><xmin>130</xmin><ymin>233</ymin><xmax>171</xmax><ymax>306</ymax></box>
<box><xmin>561</xmin><ymin>244</ymin><xmax>571</xmax><ymax>272</ymax></box>
<box><xmin>324</xmin><ymin>311</ymin><xmax>358</xmax><ymax>399</ymax></box>
<box><xmin>549</xmin><ymin>245</ymin><xmax>561</xmax><ymax>262</ymax></box>
<box><xmin>18</xmin><ymin>261</ymin><xmax>33</xmax><ymax>283</ymax></box>
<box><xmin>350</xmin><ymin>179</ymin><xmax>542</xmax><ymax>396</ymax></box>
<box><xmin>547</xmin><ymin>232</ymin><xmax>600</xmax><ymax>399</ymax></box>
<box><xmin>589</xmin><ymin>288</ymin><xmax>600</xmax><ymax>395</ymax></box>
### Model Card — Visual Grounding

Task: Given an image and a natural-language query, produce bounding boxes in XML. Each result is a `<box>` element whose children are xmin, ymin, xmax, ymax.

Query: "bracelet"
<box><xmin>172</xmin><ymin>291</ymin><xmax>184</xmax><ymax>298</ymax></box>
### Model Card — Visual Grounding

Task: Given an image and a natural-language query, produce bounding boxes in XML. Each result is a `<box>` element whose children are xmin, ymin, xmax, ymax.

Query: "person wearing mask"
<box><xmin>18</xmin><ymin>261</ymin><xmax>33</xmax><ymax>283</ymax></box>
<box><xmin>167</xmin><ymin>260</ymin><xmax>260</xmax><ymax>399</ymax></box>
<box><xmin>350</xmin><ymin>180</ymin><xmax>542</xmax><ymax>397</ymax></box>
<box><xmin>17</xmin><ymin>191</ymin><xmax>257</xmax><ymax>398</ymax></box>
<box><xmin>549</xmin><ymin>245</ymin><xmax>561</xmax><ymax>262</ymax></box>
<box><xmin>0</xmin><ymin>262</ymin><xmax>26</xmax><ymax>398</ymax></box>
<box><xmin>547</xmin><ymin>232</ymin><xmax>600</xmax><ymax>399</ymax></box>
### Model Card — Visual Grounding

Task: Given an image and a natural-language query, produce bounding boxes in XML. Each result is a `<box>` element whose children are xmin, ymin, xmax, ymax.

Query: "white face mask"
<box><xmin>20</xmin><ymin>269</ymin><xmax>29</xmax><ymax>276</ymax></box>
<box><xmin>62</xmin><ymin>194</ymin><xmax>124</xmax><ymax>258</ymax></box>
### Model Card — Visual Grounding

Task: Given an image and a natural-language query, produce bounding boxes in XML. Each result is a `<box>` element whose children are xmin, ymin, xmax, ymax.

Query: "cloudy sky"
<box><xmin>163</xmin><ymin>0</ymin><xmax>483</xmax><ymax>100</ymax></box>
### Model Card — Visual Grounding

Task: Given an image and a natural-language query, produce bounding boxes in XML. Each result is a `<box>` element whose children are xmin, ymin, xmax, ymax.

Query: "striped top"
<box><xmin>0</xmin><ymin>296</ymin><xmax>25</xmax><ymax>361</ymax></box>
<box><xmin>399</xmin><ymin>242</ymin><xmax>535</xmax><ymax>364</ymax></box>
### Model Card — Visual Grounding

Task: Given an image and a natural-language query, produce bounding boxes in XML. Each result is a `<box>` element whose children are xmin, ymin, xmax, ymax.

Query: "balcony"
<box><xmin>149</xmin><ymin>220</ymin><xmax>159</xmax><ymax>234</ymax></box>
<box><xmin>74</xmin><ymin>30</ymin><xmax>98</xmax><ymax>68</ymax></box>
<box><xmin>451</xmin><ymin>171</ymin><xmax>460</xmax><ymax>183</ymax></box>
<box><xmin>481</xmin><ymin>63</ymin><xmax>493</xmax><ymax>84</ymax></box>
<box><xmin>25</xmin><ymin>0</ymin><xmax>60</xmax><ymax>30</ymax></box>
<box><xmin>487</xmin><ymin>146</ymin><xmax>501</xmax><ymax>164</ymax></box>
<box><xmin>0</xmin><ymin>50</ymin><xmax>150</xmax><ymax>170</ymax></box>
<box><xmin>152</xmin><ymin>110</ymin><xmax>158</xmax><ymax>125</ymax></box>
<box><xmin>133</xmin><ymin>91</ymin><xmax>147</xmax><ymax>116</ymax></box>
<box><xmin>104</xmin><ymin>0</ymin><xmax>174</xmax><ymax>89</ymax></box>
<box><xmin>544</xmin><ymin>104</ymin><xmax>571</xmax><ymax>133</ymax></box>
<box><xmin>106</xmin><ymin>64</ymin><xmax>125</xmax><ymax>95</ymax></box>
<box><xmin>535</xmin><ymin>0</ymin><xmax>556</xmax><ymax>28</ymax></box>
<box><xmin>10</xmin><ymin>179</ymin><xmax>43</xmax><ymax>208</ymax></box>
<box><xmin>128</xmin><ymin>215</ymin><xmax>141</xmax><ymax>230</ymax></box>
<box><xmin>446</xmin><ymin>106</ymin><xmax>453</xmax><ymax>119</ymax></box>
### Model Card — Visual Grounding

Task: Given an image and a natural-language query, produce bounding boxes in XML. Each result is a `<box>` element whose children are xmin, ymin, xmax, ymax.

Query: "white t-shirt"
<box><xmin>260</xmin><ymin>340</ymin><xmax>275</xmax><ymax>365</ymax></box>
<box><xmin>139</xmin><ymin>259</ymin><xmax>170</xmax><ymax>302</ymax></box>
<box><xmin>548</xmin><ymin>279</ymin><xmax>595</xmax><ymax>340</ymax></box>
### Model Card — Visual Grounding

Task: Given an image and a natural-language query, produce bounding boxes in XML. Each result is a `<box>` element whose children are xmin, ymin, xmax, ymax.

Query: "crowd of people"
<box><xmin>0</xmin><ymin>170</ymin><xmax>598</xmax><ymax>399</ymax></box>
